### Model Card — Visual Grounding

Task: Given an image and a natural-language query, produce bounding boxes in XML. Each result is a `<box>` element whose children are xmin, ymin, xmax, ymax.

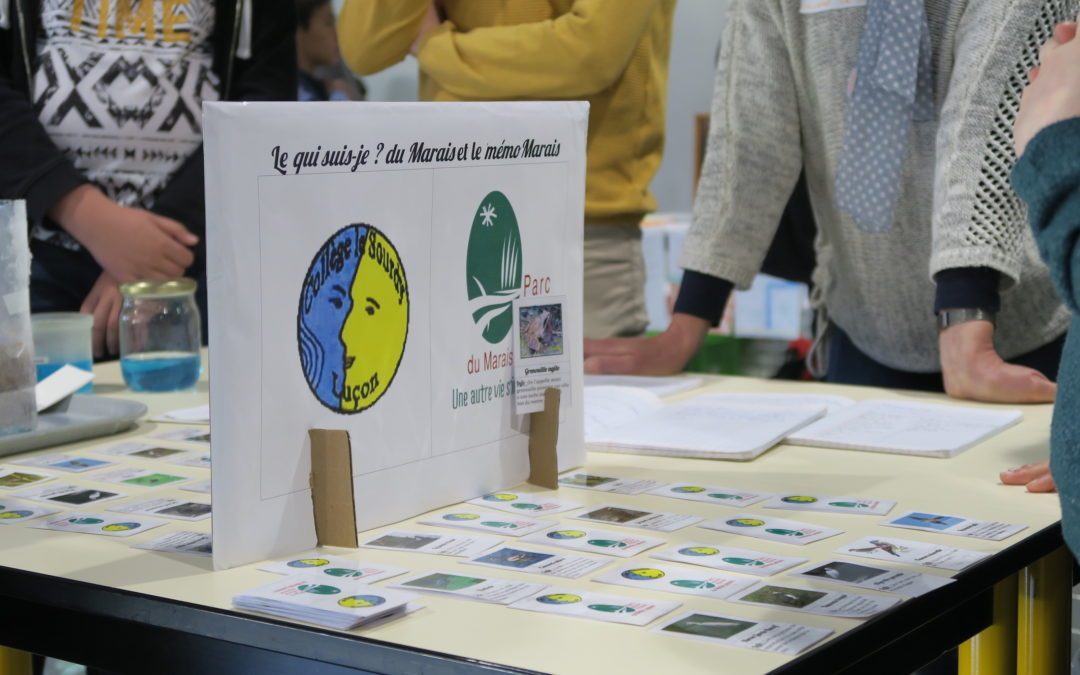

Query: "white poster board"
<box><xmin>204</xmin><ymin>102</ymin><xmax>587</xmax><ymax>570</ymax></box>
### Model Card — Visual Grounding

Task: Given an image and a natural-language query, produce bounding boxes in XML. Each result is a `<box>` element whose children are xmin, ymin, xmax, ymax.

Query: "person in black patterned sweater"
<box><xmin>0</xmin><ymin>0</ymin><xmax>296</xmax><ymax>357</ymax></box>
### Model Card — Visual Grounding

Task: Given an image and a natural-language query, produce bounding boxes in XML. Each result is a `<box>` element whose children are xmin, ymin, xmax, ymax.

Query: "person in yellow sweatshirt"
<box><xmin>337</xmin><ymin>0</ymin><xmax>676</xmax><ymax>339</ymax></box>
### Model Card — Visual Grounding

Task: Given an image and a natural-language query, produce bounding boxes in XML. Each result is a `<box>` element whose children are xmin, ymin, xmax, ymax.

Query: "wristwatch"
<box><xmin>937</xmin><ymin>308</ymin><xmax>996</xmax><ymax>332</ymax></box>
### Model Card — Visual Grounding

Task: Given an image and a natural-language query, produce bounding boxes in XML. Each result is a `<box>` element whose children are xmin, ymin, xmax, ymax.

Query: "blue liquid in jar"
<box><xmin>37</xmin><ymin>361</ymin><xmax>94</xmax><ymax>393</ymax></box>
<box><xmin>121</xmin><ymin>352</ymin><xmax>201</xmax><ymax>392</ymax></box>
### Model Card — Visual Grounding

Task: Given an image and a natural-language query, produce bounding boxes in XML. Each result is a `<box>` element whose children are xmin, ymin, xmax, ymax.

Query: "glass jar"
<box><xmin>119</xmin><ymin>279</ymin><xmax>202</xmax><ymax>392</ymax></box>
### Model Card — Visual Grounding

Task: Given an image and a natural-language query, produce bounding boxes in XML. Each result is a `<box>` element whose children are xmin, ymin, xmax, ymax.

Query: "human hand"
<box><xmin>1000</xmin><ymin>460</ymin><xmax>1057</xmax><ymax>493</ymax></box>
<box><xmin>80</xmin><ymin>272</ymin><xmax>123</xmax><ymax>358</ymax></box>
<box><xmin>50</xmin><ymin>185</ymin><xmax>198</xmax><ymax>282</ymax></box>
<box><xmin>1015</xmin><ymin>22</ymin><xmax>1080</xmax><ymax>157</ymax></box>
<box><xmin>410</xmin><ymin>2</ymin><xmax>441</xmax><ymax>56</ymax></box>
<box><xmin>584</xmin><ymin>314</ymin><xmax>709</xmax><ymax>375</ymax></box>
<box><xmin>940</xmin><ymin>320</ymin><xmax>1057</xmax><ymax>403</ymax></box>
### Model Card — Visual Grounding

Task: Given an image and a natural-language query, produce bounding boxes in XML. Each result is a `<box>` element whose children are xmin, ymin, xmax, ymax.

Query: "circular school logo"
<box><xmin>511</xmin><ymin>503</ymin><xmax>542</xmax><ymax>511</ymax></box>
<box><xmin>480</xmin><ymin>521</ymin><xmax>518</xmax><ymax>529</ymax></box>
<box><xmin>672</xmin><ymin>580</ymin><xmax>717</xmax><ymax>590</ymax></box>
<box><xmin>722</xmin><ymin>557</ymin><xmax>765</xmax><ymax>567</ymax></box>
<box><xmin>537</xmin><ymin>593</ymin><xmax>581</xmax><ymax>605</ymax></box>
<box><xmin>298</xmin><ymin>584</ymin><xmax>340</xmax><ymax>595</ymax></box>
<box><xmin>588</xmin><ymin>604</ymin><xmax>636</xmax><ymax>614</ymax></box>
<box><xmin>766</xmin><ymin>528</ymin><xmax>805</xmax><ymax>537</ymax></box>
<box><xmin>298</xmin><ymin>224</ymin><xmax>409</xmax><ymax>414</ymax></box>
<box><xmin>680</xmin><ymin>547</ymin><xmax>719</xmax><ymax>557</ymax></box>
<box><xmin>466</xmin><ymin>191</ymin><xmax>523</xmax><ymax>344</ymax></box>
<box><xmin>483</xmin><ymin>493</ymin><xmax>518</xmax><ymax>502</ymax></box>
<box><xmin>547</xmin><ymin>530</ymin><xmax>586</xmax><ymax>540</ymax></box>
<box><xmin>829</xmin><ymin>501</ymin><xmax>866</xmax><ymax>509</ymax></box>
<box><xmin>587</xmin><ymin>539</ymin><xmax>628</xmax><ymax>548</ymax></box>
<box><xmin>781</xmin><ymin>496</ymin><xmax>817</xmax><ymax>504</ymax></box>
<box><xmin>323</xmin><ymin>568</ymin><xmax>365</xmax><ymax>578</ymax></box>
<box><xmin>288</xmin><ymin>558</ymin><xmax>331</xmax><ymax>569</ymax></box>
<box><xmin>444</xmin><ymin>513</ymin><xmax>479</xmax><ymax>521</ymax></box>
<box><xmin>621</xmin><ymin>568</ymin><xmax>665</xmax><ymax>581</ymax></box>
<box><xmin>70</xmin><ymin>517</ymin><xmax>104</xmax><ymax>525</ymax></box>
<box><xmin>102</xmin><ymin>522</ymin><xmax>139</xmax><ymax>532</ymax></box>
<box><xmin>708</xmin><ymin>493</ymin><xmax>743</xmax><ymax>500</ymax></box>
<box><xmin>728</xmin><ymin>519</ymin><xmax>765</xmax><ymax>528</ymax></box>
<box><xmin>338</xmin><ymin>594</ymin><xmax>385</xmax><ymax>609</ymax></box>
<box><xmin>672</xmin><ymin>486</ymin><xmax>706</xmax><ymax>494</ymax></box>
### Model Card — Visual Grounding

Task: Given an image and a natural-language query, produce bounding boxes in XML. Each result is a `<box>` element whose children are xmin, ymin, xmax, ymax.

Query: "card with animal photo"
<box><xmin>0</xmin><ymin>469</ymin><xmax>54</xmax><ymax>489</ymax></box>
<box><xmin>648</xmin><ymin>483</ymin><xmax>771</xmax><ymax>508</ymax></box>
<box><xmin>464</xmin><ymin>545</ymin><xmax>609</xmax><ymax>579</ymax></box>
<box><xmin>728</xmin><ymin>582</ymin><xmax>899</xmax><ymax>618</ymax></box>
<box><xmin>792</xmin><ymin>559</ymin><xmax>952</xmax><ymax>597</ymax></box>
<box><xmin>699</xmin><ymin>514</ymin><xmax>843</xmax><ymax>545</ymax></box>
<box><xmin>15</xmin><ymin>483</ymin><xmax>124</xmax><ymax>506</ymax></box>
<box><xmin>94</xmin><ymin>468</ymin><xmax>190</xmax><ymax>488</ymax></box>
<box><xmin>110</xmin><ymin>498</ymin><xmax>211</xmax><ymax>521</ymax></box>
<box><xmin>390</xmin><ymin>571</ymin><xmax>544</xmax><ymax>605</ymax></box>
<box><xmin>884</xmin><ymin>511</ymin><xmax>1026</xmax><ymax>541</ymax></box>
<box><xmin>169</xmin><ymin>453</ymin><xmax>211</xmax><ymax>470</ymax></box>
<box><xmin>593</xmin><ymin>563</ymin><xmax>757</xmax><ymax>600</ymax></box>
<box><xmin>653</xmin><ymin>611</ymin><xmax>832</xmax><ymax>655</ymax></box>
<box><xmin>511</xmin><ymin>296</ymin><xmax>571</xmax><ymax>414</ymax></box>
<box><xmin>557</xmin><ymin>472</ymin><xmax>665</xmax><ymax>495</ymax></box>
<box><xmin>0</xmin><ymin>498</ymin><xmax>60</xmax><ymax>524</ymax></box>
<box><xmin>468</xmin><ymin>491</ymin><xmax>581</xmax><ymax>515</ymax></box>
<box><xmin>360</xmin><ymin>530</ymin><xmax>499</xmax><ymax>558</ymax></box>
<box><xmin>13</xmin><ymin>454</ymin><xmax>113</xmax><ymax>473</ymax></box>
<box><xmin>521</xmin><ymin>526</ymin><xmax>665</xmax><ymax>558</ymax></box>
<box><xmin>417</xmin><ymin>511</ymin><xmax>555</xmax><ymax>537</ymax></box>
<box><xmin>509</xmin><ymin>587</ymin><xmax>680</xmax><ymax>626</ymax></box>
<box><xmin>764</xmin><ymin>494</ymin><xmax>895</xmax><ymax>516</ymax></box>
<box><xmin>32</xmin><ymin>512</ymin><xmax>166</xmax><ymax>537</ymax></box>
<box><xmin>570</xmin><ymin>504</ymin><xmax>701</xmax><ymax>532</ymax></box>
<box><xmin>651</xmin><ymin>542</ymin><xmax>807</xmax><ymax>577</ymax></box>
<box><xmin>260</xmin><ymin>553</ymin><xmax>407</xmax><ymax>583</ymax></box>
<box><xmin>837</xmin><ymin>536</ymin><xmax>989</xmax><ymax>571</ymax></box>
<box><xmin>94</xmin><ymin>442</ymin><xmax>186</xmax><ymax>460</ymax></box>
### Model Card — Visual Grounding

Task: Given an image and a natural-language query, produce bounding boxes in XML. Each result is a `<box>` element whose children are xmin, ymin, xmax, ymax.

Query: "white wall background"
<box><xmin>336</xmin><ymin>0</ymin><xmax>730</xmax><ymax>213</ymax></box>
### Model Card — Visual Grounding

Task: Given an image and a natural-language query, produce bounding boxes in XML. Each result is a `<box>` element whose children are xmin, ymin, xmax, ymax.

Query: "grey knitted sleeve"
<box><xmin>678</xmin><ymin>0</ymin><xmax>803</xmax><ymax>290</ymax></box>
<box><xmin>931</xmin><ymin>0</ymin><xmax>1080</xmax><ymax>287</ymax></box>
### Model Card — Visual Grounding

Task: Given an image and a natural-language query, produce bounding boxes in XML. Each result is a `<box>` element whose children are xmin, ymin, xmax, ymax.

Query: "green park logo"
<box><xmin>466</xmin><ymin>191</ymin><xmax>522</xmax><ymax>344</ymax></box>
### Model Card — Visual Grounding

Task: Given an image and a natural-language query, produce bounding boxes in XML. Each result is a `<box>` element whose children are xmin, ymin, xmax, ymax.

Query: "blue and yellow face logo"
<box><xmin>484</xmin><ymin>493</ymin><xmax>518</xmax><ymax>502</ymax></box>
<box><xmin>288</xmin><ymin>558</ymin><xmax>331</xmax><ymax>568</ymax></box>
<box><xmin>338</xmin><ymin>594</ymin><xmax>385</xmax><ymax>609</ymax></box>
<box><xmin>444</xmin><ymin>513</ymin><xmax>480</xmax><ymax>521</ymax></box>
<box><xmin>102</xmin><ymin>522</ymin><xmax>139</xmax><ymax>532</ymax></box>
<box><xmin>621</xmin><ymin>568</ymin><xmax>665</xmax><ymax>581</ymax></box>
<box><xmin>781</xmin><ymin>496</ymin><xmax>818</xmax><ymax>504</ymax></box>
<box><xmin>728</xmin><ymin>518</ymin><xmax>765</xmax><ymax>528</ymax></box>
<box><xmin>537</xmin><ymin>593</ymin><xmax>581</xmax><ymax>605</ymax></box>
<box><xmin>298</xmin><ymin>224</ymin><xmax>408</xmax><ymax>414</ymax></box>
<box><xmin>547</xmin><ymin>530</ymin><xmax>586</xmax><ymax>540</ymax></box>
<box><xmin>680</xmin><ymin>546</ymin><xmax>719</xmax><ymax>556</ymax></box>
<box><xmin>672</xmin><ymin>486</ymin><xmax>706</xmax><ymax>493</ymax></box>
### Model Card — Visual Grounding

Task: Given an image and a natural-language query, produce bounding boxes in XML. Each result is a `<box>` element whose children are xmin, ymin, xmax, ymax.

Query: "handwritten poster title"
<box><xmin>270</xmin><ymin>138</ymin><xmax>561</xmax><ymax>176</ymax></box>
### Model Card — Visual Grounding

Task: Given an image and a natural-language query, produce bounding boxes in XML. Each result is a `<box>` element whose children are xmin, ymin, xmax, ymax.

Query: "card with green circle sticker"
<box><xmin>0</xmin><ymin>497</ymin><xmax>59</xmax><ymax>524</ymax></box>
<box><xmin>418</xmin><ymin>511</ymin><xmax>555</xmax><ymax>537</ymax></box>
<box><xmin>467</xmin><ymin>492</ymin><xmax>581</xmax><ymax>515</ymax></box>
<box><xmin>509</xmin><ymin>587</ymin><xmax>681</xmax><ymax>626</ymax></box>
<box><xmin>647</xmin><ymin>484</ymin><xmax>772</xmax><ymax>508</ymax></box>
<box><xmin>259</xmin><ymin>553</ymin><xmax>407</xmax><ymax>583</ymax></box>
<box><xmin>593</xmin><ymin>563</ymin><xmax>756</xmax><ymax>599</ymax></box>
<box><xmin>233</xmin><ymin>572</ymin><xmax>418</xmax><ymax>630</ymax></box>
<box><xmin>30</xmin><ymin>511</ymin><xmax>167</xmax><ymax>537</ymax></box>
<box><xmin>521</xmin><ymin>526</ymin><xmax>665</xmax><ymax>558</ymax></box>
<box><xmin>652</xmin><ymin>542</ymin><xmax>808</xmax><ymax>577</ymax></box>
<box><xmin>699</xmin><ymin>513</ymin><xmax>844</xmax><ymax>546</ymax></box>
<box><xmin>764</xmin><ymin>493</ymin><xmax>895</xmax><ymax>516</ymax></box>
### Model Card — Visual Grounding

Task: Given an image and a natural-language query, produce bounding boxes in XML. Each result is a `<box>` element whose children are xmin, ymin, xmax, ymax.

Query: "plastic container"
<box><xmin>0</xmin><ymin>200</ymin><xmax>37</xmax><ymax>435</ymax></box>
<box><xmin>32</xmin><ymin>312</ymin><xmax>94</xmax><ymax>392</ymax></box>
<box><xmin>119</xmin><ymin>279</ymin><xmax>202</xmax><ymax>393</ymax></box>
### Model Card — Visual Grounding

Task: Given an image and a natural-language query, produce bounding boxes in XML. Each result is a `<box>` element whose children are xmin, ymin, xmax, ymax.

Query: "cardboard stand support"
<box><xmin>308</xmin><ymin>387</ymin><xmax>561</xmax><ymax>546</ymax></box>
<box><xmin>308</xmin><ymin>429</ymin><xmax>359</xmax><ymax>548</ymax></box>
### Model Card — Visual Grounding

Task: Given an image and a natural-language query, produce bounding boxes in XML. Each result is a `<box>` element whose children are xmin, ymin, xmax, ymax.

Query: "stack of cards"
<box><xmin>234</xmin><ymin>574</ymin><xmax>418</xmax><ymax>630</ymax></box>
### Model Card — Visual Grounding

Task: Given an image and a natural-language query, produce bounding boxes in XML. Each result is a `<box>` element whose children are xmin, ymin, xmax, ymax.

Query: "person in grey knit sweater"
<box><xmin>586</xmin><ymin>0</ymin><xmax>1074</xmax><ymax>490</ymax></box>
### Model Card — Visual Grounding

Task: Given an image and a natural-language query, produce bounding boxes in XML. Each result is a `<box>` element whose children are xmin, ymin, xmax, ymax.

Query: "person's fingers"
<box><xmin>1000</xmin><ymin>461</ymin><xmax>1050</xmax><ymax>485</ymax></box>
<box><xmin>106</xmin><ymin>292</ymin><xmax>122</xmax><ymax>356</ymax></box>
<box><xmin>978</xmin><ymin>362</ymin><xmax>1057</xmax><ymax>403</ymax></box>
<box><xmin>153</xmin><ymin>215</ymin><xmax>199</xmax><ymax>246</ymax></box>
<box><xmin>79</xmin><ymin>284</ymin><xmax>101</xmax><ymax>315</ymax></box>
<box><xmin>91</xmin><ymin>292</ymin><xmax>111</xmax><ymax>359</ymax></box>
<box><xmin>159</xmin><ymin>239</ymin><xmax>196</xmax><ymax>273</ymax></box>
<box><xmin>1054</xmin><ymin>21</ymin><xmax>1078</xmax><ymax>45</ymax></box>
<box><xmin>1026</xmin><ymin>472</ymin><xmax>1058</xmax><ymax>493</ymax></box>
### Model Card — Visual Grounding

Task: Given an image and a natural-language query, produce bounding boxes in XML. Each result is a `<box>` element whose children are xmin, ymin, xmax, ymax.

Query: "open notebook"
<box><xmin>787</xmin><ymin>399</ymin><xmax>1023</xmax><ymax>458</ymax></box>
<box><xmin>584</xmin><ymin>387</ymin><xmax>828</xmax><ymax>461</ymax></box>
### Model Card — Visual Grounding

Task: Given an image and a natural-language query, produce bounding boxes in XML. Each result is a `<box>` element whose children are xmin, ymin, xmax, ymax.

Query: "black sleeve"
<box><xmin>673</xmin><ymin>270</ymin><xmax>735</xmax><ymax>326</ymax></box>
<box><xmin>0</xmin><ymin>29</ymin><xmax>87</xmax><ymax>226</ymax></box>
<box><xmin>151</xmin><ymin>0</ymin><xmax>297</xmax><ymax>244</ymax></box>
<box><xmin>933</xmin><ymin>267</ymin><xmax>1002</xmax><ymax>315</ymax></box>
